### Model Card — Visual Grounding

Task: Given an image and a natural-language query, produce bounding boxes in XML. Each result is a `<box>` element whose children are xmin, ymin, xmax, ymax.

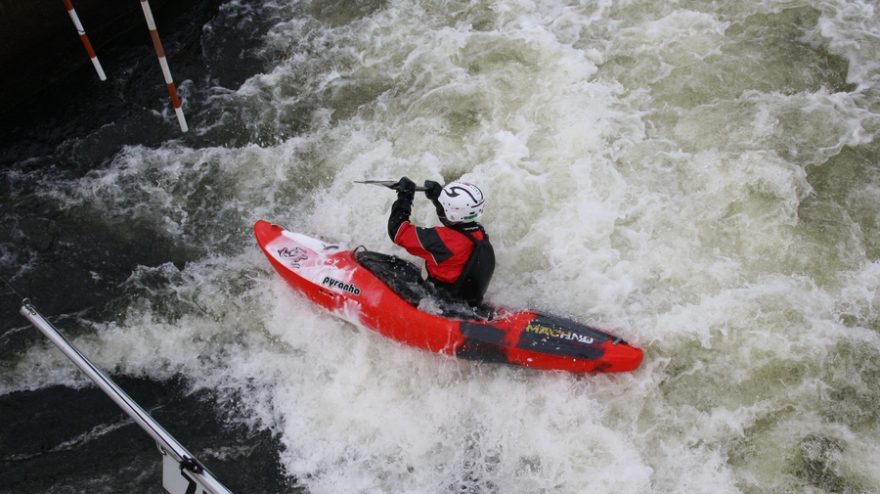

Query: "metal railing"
<box><xmin>19</xmin><ymin>301</ymin><xmax>232</xmax><ymax>494</ymax></box>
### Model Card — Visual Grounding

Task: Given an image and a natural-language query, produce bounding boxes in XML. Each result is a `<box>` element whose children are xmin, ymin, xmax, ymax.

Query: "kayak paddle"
<box><xmin>355</xmin><ymin>180</ymin><xmax>428</xmax><ymax>191</ymax></box>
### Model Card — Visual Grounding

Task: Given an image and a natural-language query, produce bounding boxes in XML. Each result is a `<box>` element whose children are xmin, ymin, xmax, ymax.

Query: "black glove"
<box><xmin>394</xmin><ymin>176</ymin><xmax>416</xmax><ymax>195</ymax></box>
<box><xmin>388</xmin><ymin>177</ymin><xmax>415</xmax><ymax>240</ymax></box>
<box><xmin>423</xmin><ymin>180</ymin><xmax>443</xmax><ymax>200</ymax></box>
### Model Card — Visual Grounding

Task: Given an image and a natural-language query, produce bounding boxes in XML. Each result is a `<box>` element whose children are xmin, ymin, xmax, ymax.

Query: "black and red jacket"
<box><xmin>388</xmin><ymin>190</ymin><xmax>494</xmax><ymax>305</ymax></box>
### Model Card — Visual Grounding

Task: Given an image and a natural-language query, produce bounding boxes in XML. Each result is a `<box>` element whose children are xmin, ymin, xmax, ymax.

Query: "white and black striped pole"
<box><xmin>139</xmin><ymin>0</ymin><xmax>188</xmax><ymax>132</ymax></box>
<box><xmin>62</xmin><ymin>0</ymin><xmax>107</xmax><ymax>81</ymax></box>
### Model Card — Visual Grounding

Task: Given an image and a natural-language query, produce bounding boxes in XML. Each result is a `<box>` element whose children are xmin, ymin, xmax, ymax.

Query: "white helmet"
<box><xmin>438</xmin><ymin>181</ymin><xmax>485</xmax><ymax>223</ymax></box>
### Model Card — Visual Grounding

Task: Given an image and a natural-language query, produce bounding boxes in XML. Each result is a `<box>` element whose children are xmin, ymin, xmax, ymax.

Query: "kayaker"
<box><xmin>387</xmin><ymin>177</ymin><xmax>495</xmax><ymax>306</ymax></box>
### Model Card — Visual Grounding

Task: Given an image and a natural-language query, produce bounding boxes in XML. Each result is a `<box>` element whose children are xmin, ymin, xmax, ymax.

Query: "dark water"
<box><xmin>1</xmin><ymin>377</ymin><xmax>293</xmax><ymax>493</ymax></box>
<box><xmin>1</xmin><ymin>1</ymin><xmax>294</xmax><ymax>492</ymax></box>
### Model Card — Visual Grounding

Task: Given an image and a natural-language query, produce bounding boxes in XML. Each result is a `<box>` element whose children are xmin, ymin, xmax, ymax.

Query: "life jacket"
<box><xmin>388</xmin><ymin>191</ymin><xmax>495</xmax><ymax>305</ymax></box>
<box><xmin>435</xmin><ymin>225</ymin><xmax>495</xmax><ymax>306</ymax></box>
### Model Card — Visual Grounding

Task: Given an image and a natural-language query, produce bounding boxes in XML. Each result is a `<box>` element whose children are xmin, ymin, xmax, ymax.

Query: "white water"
<box><xmin>7</xmin><ymin>0</ymin><xmax>880</xmax><ymax>492</ymax></box>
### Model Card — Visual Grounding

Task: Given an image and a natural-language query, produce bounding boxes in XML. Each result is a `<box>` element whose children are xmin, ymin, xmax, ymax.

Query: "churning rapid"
<box><xmin>2</xmin><ymin>0</ymin><xmax>879</xmax><ymax>492</ymax></box>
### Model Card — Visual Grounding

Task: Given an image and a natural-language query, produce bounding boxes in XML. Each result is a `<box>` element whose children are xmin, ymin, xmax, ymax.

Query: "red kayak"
<box><xmin>254</xmin><ymin>220</ymin><xmax>643</xmax><ymax>373</ymax></box>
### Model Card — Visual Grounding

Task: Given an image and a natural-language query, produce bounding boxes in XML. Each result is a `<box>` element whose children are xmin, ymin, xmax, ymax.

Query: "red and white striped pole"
<box><xmin>62</xmin><ymin>0</ymin><xmax>106</xmax><ymax>81</ymax></box>
<box><xmin>139</xmin><ymin>0</ymin><xmax>188</xmax><ymax>132</ymax></box>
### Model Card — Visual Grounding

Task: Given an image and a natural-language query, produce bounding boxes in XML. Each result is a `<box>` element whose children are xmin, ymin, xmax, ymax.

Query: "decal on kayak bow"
<box><xmin>278</xmin><ymin>246</ymin><xmax>308</xmax><ymax>268</ymax></box>
<box><xmin>321</xmin><ymin>276</ymin><xmax>361</xmax><ymax>295</ymax></box>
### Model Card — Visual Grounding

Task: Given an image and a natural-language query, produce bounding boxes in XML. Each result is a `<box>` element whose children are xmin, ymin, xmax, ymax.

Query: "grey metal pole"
<box><xmin>19</xmin><ymin>302</ymin><xmax>233</xmax><ymax>494</ymax></box>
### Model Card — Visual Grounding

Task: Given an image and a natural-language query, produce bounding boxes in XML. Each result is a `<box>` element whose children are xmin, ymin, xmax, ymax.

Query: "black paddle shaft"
<box><xmin>355</xmin><ymin>180</ymin><xmax>428</xmax><ymax>191</ymax></box>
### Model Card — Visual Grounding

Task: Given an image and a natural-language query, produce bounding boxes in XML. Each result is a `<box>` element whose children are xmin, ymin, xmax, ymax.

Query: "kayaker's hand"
<box><xmin>424</xmin><ymin>180</ymin><xmax>443</xmax><ymax>200</ymax></box>
<box><xmin>395</xmin><ymin>177</ymin><xmax>416</xmax><ymax>198</ymax></box>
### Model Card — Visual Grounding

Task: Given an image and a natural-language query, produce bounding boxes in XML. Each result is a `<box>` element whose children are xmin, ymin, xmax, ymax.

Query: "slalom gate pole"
<box><xmin>138</xmin><ymin>0</ymin><xmax>188</xmax><ymax>132</ymax></box>
<box><xmin>19</xmin><ymin>301</ymin><xmax>232</xmax><ymax>494</ymax></box>
<box><xmin>62</xmin><ymin>0</ymin><xmax>107</xmax><ymax>81</ymax></box>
